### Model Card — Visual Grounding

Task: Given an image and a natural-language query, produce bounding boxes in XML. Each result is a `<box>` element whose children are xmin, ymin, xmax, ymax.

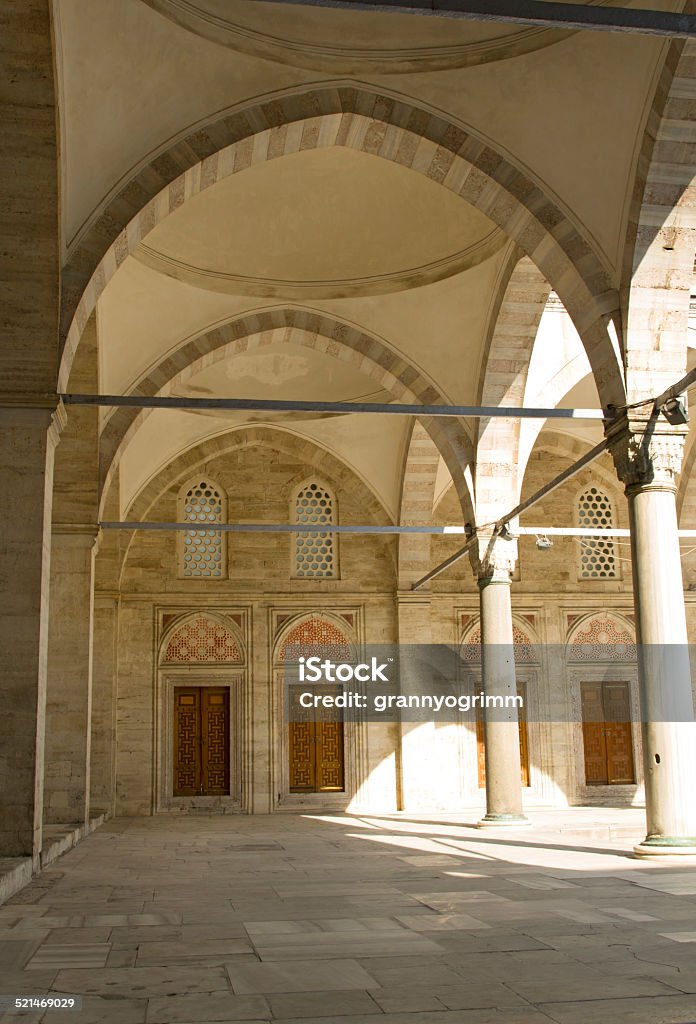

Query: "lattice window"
<box><xmin>293</xmin><ymin>481</ymin><xmax>337</xmax><ymax>578</ymax></box>
<box><xmin>460</xmin><ymin>623</ymin><xmax>536</xmax><ymax>663</ymax></box>
<box><xmin>576</xmin><ymin>486</ymin><xmax>619</xmax><ymax>579</ymax></box>
<box><xmin>280</xmin><ymin>616</ymin><xmax>351</xmax><ymax>662</ymax></box>
<box><xmin>179</xmin><ymin>479</ymin><xmax>226</xmax><ymax>578</ymax></box>
<box><xmin>569</xmin><ymin>616</ymin><xmax>635</xmax><ymax>661</ymax></box>
<box><xmin>163</xmin><ymin>615</ymin><xmax>242</xmax><ymax>663</ymax></box>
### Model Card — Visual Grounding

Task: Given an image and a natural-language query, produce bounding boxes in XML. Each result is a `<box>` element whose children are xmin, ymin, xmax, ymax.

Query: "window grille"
<box><xmin>577</xmin><ymin>486</ymin><xmax>618</xmax><ymax>579</ymax></box>
<box><xmin>181</xmin><ymin>480</ymin><xmax>226</xmax><ymax>578</ymax></box>
<box><xmin>293</xmin><ymin>481</ymin><xmax>337</xmax><ymax>578</ymax></box>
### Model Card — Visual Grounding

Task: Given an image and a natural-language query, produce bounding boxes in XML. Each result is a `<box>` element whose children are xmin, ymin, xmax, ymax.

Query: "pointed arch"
<box><xmin>622</xmin><ymin>35</ymin><xmax>696</xmax><ymax>401</ymax></box>
<box><xmin>159</xmin><ymin>611</ymin><xmax>245</xmax><ymax>664</ymax></box>
<box><xmin>460</xmin><ymin>615</ymin><xmax>539</xmax><ymax>664</ymax></box>
<box><xmin>274</xmin><ymin>612</ymin><xmax>355</xmax><ymax>664</ymax></box>
<box><xmin>566</xmin><ymin>611</ymin><xmax>636</xmax><ymax>661</ymax></box>
<box><xmin>398</xmin><ymin>421</ymin><xmax>442</xmax><ymax>588</ymax></box>
<box><xmin>98</xmin><ymin>307</ymin><xmax>476</xmax><ymax>526</ymax></box>
<box><xmin>475</xmin><ymin>253</ymin><xmax>552</xmax><ymax>523</ymax></box>
<box><xmin>114</xmin><ymin>424</ymin><xmax>398</xmax><ymax>590</ymax></box>
<box><xmin>60</xmin><ymin>84</ymin><xmax>624</xmax><ymax>407</ymax></box>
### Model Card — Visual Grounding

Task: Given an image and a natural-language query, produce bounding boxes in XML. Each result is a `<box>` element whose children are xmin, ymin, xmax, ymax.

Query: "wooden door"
<box><xmin>288</xmin><ymin>687</ymin><xmax>315</xmax><ymax>791</ymax></box>
<box><xmin>288</xmin><ymin>686</ymin><xmax>345</xmax><ymax>793</ymax></box>
<box><xmin>604</xmin><ymin>683</ymin><xmax>635</xmax><ymax>784</ymax></box>
<box><xmin>173</xmin><ymin>689</ymin><xmax>200</xmax><ymax>795</ymax></box>
<box><xmin>174</xmin><ymin>687</ymin><xmax>230</xmax><ymax>796</ymax></box>
<box><xmin>477</xmin><ymin>683</ymin><xmax>530</xmax><ymax>788</ymax></box>
<box><xmin>581</xmin><ymin>681</ymin><xmax>634</xmax><ymax>785</ymax></box>
<box><xmin>581</xmin><ymin>683</ymin><xmax>608</xmax><ymax>784</ymax></box>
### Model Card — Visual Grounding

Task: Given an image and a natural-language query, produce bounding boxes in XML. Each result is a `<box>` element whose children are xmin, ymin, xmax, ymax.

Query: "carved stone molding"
<box><xmin>470</xmin><ymin>534</ymin><xmax>518</xmax><ymax>584</ymax></box>
<box><xmin>606</xmin><ymin>412</ymin><xmax>686</xmax><ymax>493</ymax></box>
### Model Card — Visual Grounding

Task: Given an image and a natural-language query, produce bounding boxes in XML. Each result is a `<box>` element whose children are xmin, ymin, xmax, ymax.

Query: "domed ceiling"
<box><xmin>135</xmin><ymin>147</ymin><xmax>505</xmax><ymax>298</ymax></box>
<box><xmin>140</xmin><ymin>0</ymin><xmax>602</xmax><ymax>71</ymax></box>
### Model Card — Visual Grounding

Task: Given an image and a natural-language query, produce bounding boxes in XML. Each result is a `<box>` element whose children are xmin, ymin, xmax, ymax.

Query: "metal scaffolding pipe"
<box><xmin>411</xmin><ymin>437</ymin><xmax>611</xmax><ymax>590</ymax></box>
<box><xmin>245</xmin><ymin>0</ymin><xmax>696</xmax><ymax>38</ymax></box>
<box><xmin>61</xmin><ymin>393</ymin><xmax>605</xmax><ymax>420</ymax></box>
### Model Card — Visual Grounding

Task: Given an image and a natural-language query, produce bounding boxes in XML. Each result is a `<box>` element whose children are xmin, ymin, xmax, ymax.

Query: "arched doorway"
<box><xmin>272</xmin><ymin>612</ymin><xmax>366</xmax><ymax>808</ymax></box>
<box><xmin>156</xmin><ymin>612</ymin><xmax>247</xmax><ymax>811</ymax></box>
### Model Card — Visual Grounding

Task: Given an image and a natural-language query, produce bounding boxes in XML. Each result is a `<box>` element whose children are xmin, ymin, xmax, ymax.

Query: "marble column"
<box><xmin>472</xmin><ymin>536</ymin><xmax>529</xmax><ymax>827</ymax></box>
<box><xmin>609</xmin><ymin>413</ymin><xmax>696</xmax><ymax>855</ymax></box>
<box><xmin>44</xmin><ymin>526</ymin><xmax>100</xmax><ymax>826</ymax></box>
<box><xmin>0</xmin><ymin>402</ymin><xmax>64</xmax><ymax>860</ymax></box>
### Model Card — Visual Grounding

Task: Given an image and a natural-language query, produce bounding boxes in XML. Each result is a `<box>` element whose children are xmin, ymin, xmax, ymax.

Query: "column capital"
<box><xmin>470</xmin><ymin>533</ymin><xmax>518</xmax><ymax>586</ymax></box>
<box><xmin>606</xmin><ymin>409</ymin><xmax>687</xmax><ymax>494</ymax></box>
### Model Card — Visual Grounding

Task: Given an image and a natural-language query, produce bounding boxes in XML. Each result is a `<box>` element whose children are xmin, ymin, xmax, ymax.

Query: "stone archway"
<box><xmin>60</xmin><ymin>84</ymin><xmax>624</xmax><ymax>407</ymax></box>
<box><xmin>97</xmin><ymin>307</ymin><xmax>476</xmax><ymax>524</ymax></box>
<box><xmin>622</xmin><ymin>35</ymin><xmax>696</xmax><ymax>401</ymax></box>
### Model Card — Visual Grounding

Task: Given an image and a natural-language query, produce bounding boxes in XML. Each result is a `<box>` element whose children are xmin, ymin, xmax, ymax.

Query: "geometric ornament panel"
<box><xmin>163</xmin><ymin>615</ymin><xmax>242</xmax><ymax>663</ymax></box>
<box><xmin>182</xmin><ymin>480</ymin><xmax>224</xmax><ymax>578</ymax></box>
<box><xmin>294</xmin><ymin>481</ymin><xmax>336</xmax><ymax>577</ymax></box>
<box><xmin>460</xmin><ymin>623</ymin><xmax>536</xmax><ymax>663</ymax></box>
<box><xmin>569</xmin><ymin>616</ymin><xmax>635</xmax><ymax>661</ymax></box>
<box><xmin>577</xmin><ymin>486</ymin><xmax>618</xmax><ymax>579</ymax></box>
<box><xmin>280</xmin><ymin>615</ymin><xmax>351</xmax><ymax>662</ymax></box>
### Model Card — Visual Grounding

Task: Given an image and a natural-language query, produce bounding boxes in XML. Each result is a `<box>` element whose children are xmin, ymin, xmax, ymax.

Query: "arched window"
<box><xmin>292</xmin><ymin>480</ymin><xmax>337</xmax><ymax>578</ymax></box>
<box><xmin>576</xmin><ymin>486</ymin><xmax>619</xmax><ymax>579</ymax></box>
<box><xmin>179</xmin><ymin>479</ymin><xmax>226</xmax><ymax>578</ymax></box>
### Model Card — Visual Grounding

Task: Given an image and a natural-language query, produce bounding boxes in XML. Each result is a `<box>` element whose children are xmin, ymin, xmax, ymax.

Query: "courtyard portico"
<box><xmin>4</xmin><ymin>0</ymin><xmax>696</xmax><ymax>973</ymax></box>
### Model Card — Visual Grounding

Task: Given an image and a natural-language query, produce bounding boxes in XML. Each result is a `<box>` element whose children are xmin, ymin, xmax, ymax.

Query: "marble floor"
<box><xmin>2</xmin><ymin>810</ymin><xmax>696</xmax><ymax>1023</ymax></box>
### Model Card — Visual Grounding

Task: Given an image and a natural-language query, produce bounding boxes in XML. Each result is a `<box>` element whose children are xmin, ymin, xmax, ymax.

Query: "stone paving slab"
<box><xmin>1</xmin><ymin>811</ymin><xmax>696</xmax><ymax>1022</ymax></box>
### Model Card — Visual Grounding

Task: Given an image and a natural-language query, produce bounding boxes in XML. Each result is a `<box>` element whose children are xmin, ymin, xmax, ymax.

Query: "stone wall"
<box><xmin>93</xmin><ymin>437</ymin><xmax>696</xmax><ymax>816</ymax></box>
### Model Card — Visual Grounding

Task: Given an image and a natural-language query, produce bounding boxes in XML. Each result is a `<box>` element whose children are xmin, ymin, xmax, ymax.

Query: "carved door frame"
<box><xmin>273</xmin><ymin>667</ymin><xmax>362</xmax><ymax>809</ymax></box>
<box><xmin>568</xmin><ymin>665</ymin><xmax>642</xmax><ymax>803</ymax></box>
<box><xmin>173</xmin><ymin>686</ymin><xmax>231</xmax><ymax>796</ymax></box>
<box><xmin>155</xmin><ymin>671</ymin><xmax>247</xmax><ymax>812</ymax></box>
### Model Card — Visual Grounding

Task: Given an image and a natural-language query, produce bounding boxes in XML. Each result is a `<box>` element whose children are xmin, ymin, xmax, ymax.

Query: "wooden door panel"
<box><xmin>316</xmin><ymin>720</ymin><xmax>345</xmax><ymax>791</ymax></box>
<box><xmin>606</xmin><ymin>721</ymin><xmax>635</xmax><ymax>784</ymax></box>
<box><xmin>477</xmin><ymin>683</ymin><xmax>529</xmax><ymax>788</ymax></box>
<box><xmin>289</xmin><ymin>686</ymin><xmax>315</xmax><ymax>791</ymax></box>
<box><xmin>476</xmin><ymin>716</ymin><xmax>486</xmax><ymax>789</ymax></box>
<box><xmin>581</xmin><ymin>681</ymin><xmax>634</xmax><ymax>786</ymax></box>
<box><xmin>289</xmin><ymin>721</ymin><xmax>315</xmax><ymax>790</ymax></box>
<box><xmin>202</xmin><ymin>689</ymin><xmax>230</xmax><ymax>795</ymax></box>
<box><xmin>288</xmin><ymin>685</ymin><xmax>345</xmax><ymax>793</ymax></box>
<box><xmin>174</xmin><ymin>687</ymin><xmax>230</xmax><ymax>797</ymax></box>
<box><xmin>174</xmin><ymin>689</ymin><xmax>201</xmax><ymax>796</ymax></box>
<box><xmin>581</xmin><ymin>682</ymin><xmax>608</xmax><ymax>784</ymax></box>
<box><xmin>582</xmin><ymin>720</ymin><xmax>608</xmax><ymax>784</ymax></box>
<box><xmin>604</xmin><ymin>683</ymin><xmax>634</xmax><ymax>784</ymax></box>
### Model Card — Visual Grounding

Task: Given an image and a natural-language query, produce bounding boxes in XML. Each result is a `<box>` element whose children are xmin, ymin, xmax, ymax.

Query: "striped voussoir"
<box><xmin>98</xmin><ymin>308</ymin><xmax>476</xmax><ymax>524</ymax></box>
<box><xmin>623</xmin><ymin>32</ymin><xmax>696</xmax><ymax>403</ymax></box>
<box><xmin>60</xmin><ymin>86</ymin><xmax>622</xmax><ymax>405</ymax></box>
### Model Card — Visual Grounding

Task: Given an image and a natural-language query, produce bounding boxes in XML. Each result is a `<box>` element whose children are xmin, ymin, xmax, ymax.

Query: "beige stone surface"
<box><xmin>1</xmin><ymin>812</ymin><xmax>696</xmax><ymax>1023</ymax></box>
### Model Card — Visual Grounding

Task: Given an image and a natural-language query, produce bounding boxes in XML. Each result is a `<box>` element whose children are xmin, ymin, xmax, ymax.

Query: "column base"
<box><xmin>634</xmin><ymin>836</ymin><xmax>696</xmax><ymax>857</ymax></box>
<box><xmin>476</xmin><ymin>813</ymin><xmax>531</xmax><ymax>829</ymax></box>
